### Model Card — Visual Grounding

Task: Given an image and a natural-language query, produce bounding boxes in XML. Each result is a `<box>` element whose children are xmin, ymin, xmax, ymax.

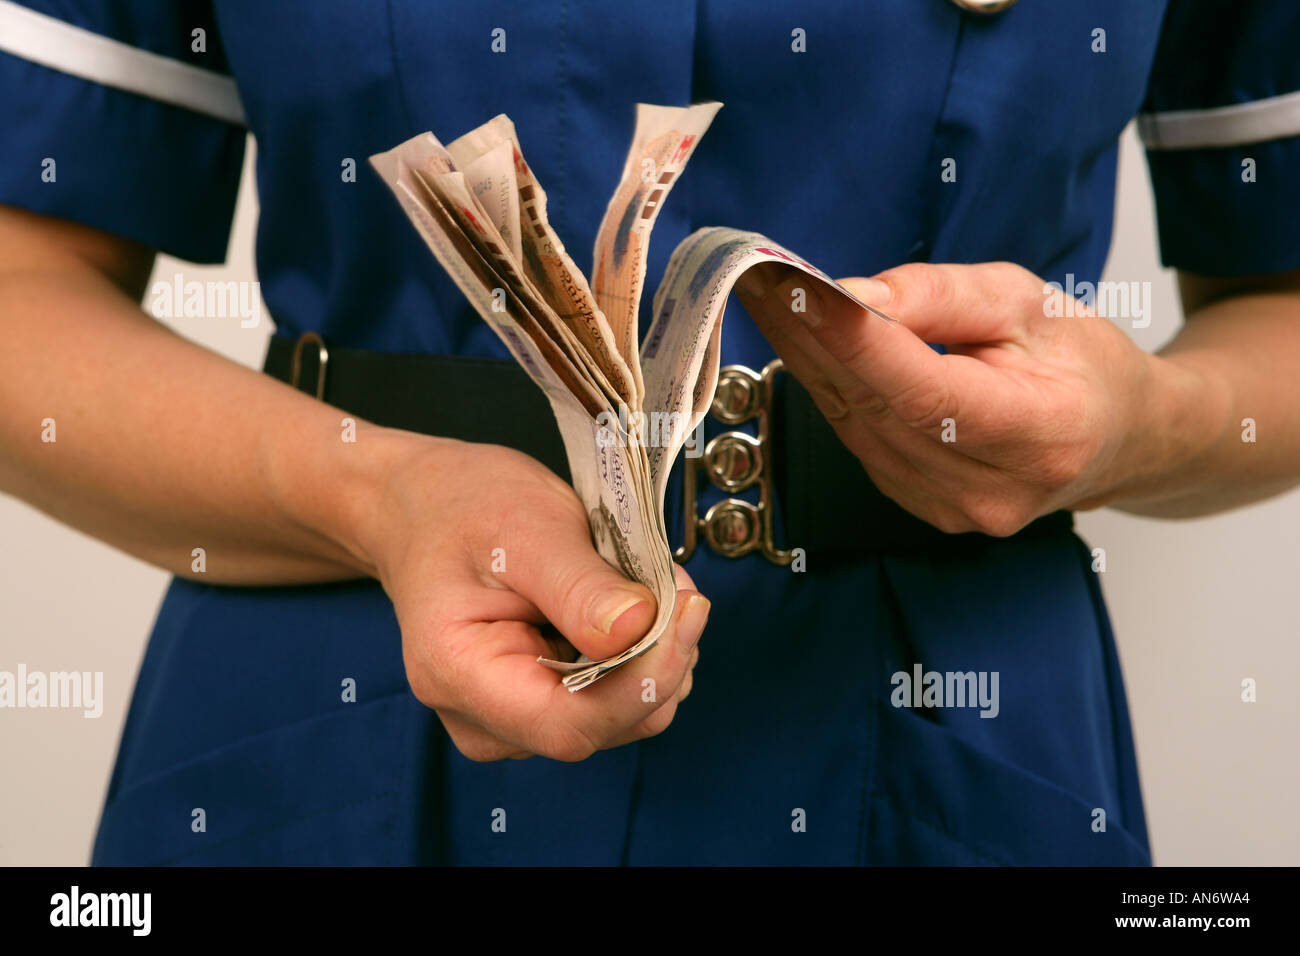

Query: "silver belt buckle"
<box><xmin>674</xmin><ymin>358</ymin><xmax>793</xmax><ymax>565</ymax></box>
<box><xmin>949</xmin><ymin>0</ymin><xmax>1019</xmax><ymax>13</ymax></box>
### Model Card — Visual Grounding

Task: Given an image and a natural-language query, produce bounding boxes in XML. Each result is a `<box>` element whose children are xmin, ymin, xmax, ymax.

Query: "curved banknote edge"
<box><xmin>542</xmin><ymin>232</ymin><xmax>895</xmax><ymax>691</ymax></box>
<box><xmin>641</xmin><ymin>228</ymin><xmax>895</xmax><ymax>523</ymax></box>
<box><xmin>370</xmin><ymin>105</ymin><xmax>894</xmax><ymax>692</ymax></box>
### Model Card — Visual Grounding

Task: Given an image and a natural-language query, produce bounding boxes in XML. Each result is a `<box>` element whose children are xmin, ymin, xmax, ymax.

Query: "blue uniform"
<box><xmin>3</xmin><ymin>0</ymin><xmax>1297</xmax><ymax>865</ymax></box>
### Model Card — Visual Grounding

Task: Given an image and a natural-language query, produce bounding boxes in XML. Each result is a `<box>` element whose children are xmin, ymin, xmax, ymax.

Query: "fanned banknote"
<box><xmin>371</xmin><ymin>102</ymin><xmax>892</xmax><ymax>690</ymax></box>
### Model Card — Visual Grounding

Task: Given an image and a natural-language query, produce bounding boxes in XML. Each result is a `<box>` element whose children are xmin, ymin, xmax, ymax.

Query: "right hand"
<box><xmin>358</xmin><ymin>432</ymin><xmax>710</xmax><ymax>762</ymax></box>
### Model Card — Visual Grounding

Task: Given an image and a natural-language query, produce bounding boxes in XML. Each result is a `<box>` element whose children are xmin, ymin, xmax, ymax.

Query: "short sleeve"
<box><xmin>1138</xmin><ymin>1</ymin><xmax>1300</xmax><ymax>277</ymax></box>
<box><xmin>0</xmin><ymin>0</ymin><xmax>247</xmax><ymax>263</ymax></box>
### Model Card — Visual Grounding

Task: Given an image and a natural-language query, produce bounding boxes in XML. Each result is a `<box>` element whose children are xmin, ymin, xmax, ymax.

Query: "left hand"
<box><xmin>736</xmin><ymin>260</ymin><xmax>1176</xmax><ymax>536</ymax></box>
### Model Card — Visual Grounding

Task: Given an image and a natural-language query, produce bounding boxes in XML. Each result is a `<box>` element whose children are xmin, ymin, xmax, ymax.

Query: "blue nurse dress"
<box><xmin>2</xmin><ymin>0</ymin><xmax>1297</xmax><ymax>865</ymax></box>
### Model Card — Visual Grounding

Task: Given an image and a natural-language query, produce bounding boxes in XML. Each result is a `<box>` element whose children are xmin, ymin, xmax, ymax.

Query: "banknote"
<box><xmin>371</xmin><ymin>103</ymin><xmax>891</xmax><ymax>690</ymax></box>
<box><xmin>592</xmin><ymin>102</ymin><xmax>722</xmax><ymax>407</ymax></box>
<box><xmin>446</xmin><ymin>116</ymin><xmax>637</xmax><ymax>410</ymax></box>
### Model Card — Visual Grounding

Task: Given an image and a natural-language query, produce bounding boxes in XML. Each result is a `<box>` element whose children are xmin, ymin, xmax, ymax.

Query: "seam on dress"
<box><xmin>384</xmin><ymin>0</ymin><xmax>418</xmax><ymax>135</ymax></box>
<box><xmin>857</xmin><ymin>561</ymin><xmax>892</xmax><ymax>865</ymax></box>
<box><xmin>618</xmin><ymin>745</ymin><xmax>644</xmax><ymax>865</ymax></box>
<box><xmin>387</xmin><ymin>692</ymin><xmax>410</xmax><ymax>865</ymax></box>
<box><xmin>102</xmin><ymin>690</ymin><xmax>412</xmax><ymax>806</ymax></box>
<box><xmin>100</xmin><ymin>576</ymin><xmax>207</xmax><ymax>811</ymax></box>
<box><xmin>869</xmin><ymin>789</ymin><xmax>1008</xmax><ymax>866</ymax></box>
<box><xmin>858</xmin><ymin>685</ymin><xmax>878</xmax><ymax>865</ymax></box>
<box><xmin>1071</xmin><ymin>530</ymin><xmax>1151</xmax><ymax>859</ymax></box>
<box><xmin>917</xmin><ymin>13</ymin><xmax>967</xmax><ymax>257</ymax></box>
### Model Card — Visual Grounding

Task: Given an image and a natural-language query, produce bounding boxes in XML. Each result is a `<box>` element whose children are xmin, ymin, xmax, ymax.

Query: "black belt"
<box><xmin>264</xmin><ymin>333</ymin><xmax>1073</xmax><ymax>562</ymax></box>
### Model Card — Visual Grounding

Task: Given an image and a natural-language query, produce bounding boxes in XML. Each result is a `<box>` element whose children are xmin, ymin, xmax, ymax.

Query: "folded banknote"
<box><xmin>371</xmin><ymin>102</ymin><xmax>888</xmax><ymax>690</ymax></box>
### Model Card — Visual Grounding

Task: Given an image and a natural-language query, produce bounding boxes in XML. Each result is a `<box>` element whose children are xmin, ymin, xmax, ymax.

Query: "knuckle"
<box><xmin>635</xmin><ymin>700</ymin><xmax>679</xmax><ymax>740</ymax></box>
<box><xmin>951</xmin><ymin>486</ymin><xmax>984</xmax><ymax>519</ymax></box>
<box><xmin>989</xmin><ymin>260</ymin><xmax>1034</xmax><ymax>288</ymax></box>
<box><xmin>532</xmin><ymin>717</ymin><xmax>599</xmax><ymax>763</ymax></box>
<box><xmin>547</xmin><ymin>740</ymin><xmax>597</xmax><ymax>763</ymax></box>
<box><xmin>841</xmin><ymin>382</ymin><xmax>891</xmax><ymax>420</ymax></box>
<box><xmin>552</xmin><ymin>563</ymin><xmax>610</xmax><ymax>629</ymax></box>
<box><xmin>807</xmin><ymin>381</ymin><xmax>853</xmax><ymax>422</ymax></box>
<box><xmin>417</xmin><ymin>622</ymin><xmax>478</xmax><ymax>709</ymax></box>
<box><xmin>893</xmin><ymin>262</ymin><xmax>952</xmax><ymax>308</ymax></box>
<box><xmin>819</xmin><ymin>399</ymin><xmax>853</xmax><ymax>424</ymax></box>
<box><xmin>649</xmin><ymin>645</ymin><xmax>690</xmax><ymax>692</ymax></box>
<box><xmin>1025</xmin><ymin>407</ymin><xmax>1097</xmax><ymax>491</ymax></box>
<box><xmin>864</xmin><ymin>469</ymin><xmax>911</xmax><ymax>512</ymax></box>
<box><xmin>834</xmin><ymin>329</ymin><xmax>887</xmax><ymax>380</ymax></box>
<box><xmin>978</xmin><ymin>261</ymin><xmax>1040</xmax><ymax>322</ymax></box>
<box><xmin>1035</xmin><ymin>445</ymin><xmax>1089</xmax><ymax>490</ymax></box>
<box><xmin>928</xmin><ymin>508</ymin><xmax>972</xmax><ymax>535</ymax></box>
<box><xmin>450</xmin><ymin>733</ymin><xmax>508</xmax><ymax>764</ymax></box>
<box><xmin>403</xmin><ymin>639</ymin><xmax>453</xmax><ymax>712</ymax></box>
<box><xmin>887</xmin><ymin>373</ymin><xmax>952</xmax><ymax>430</ymax></box>
<box><xmin>964</xmin><ymin>497</ymin><xmax>1029</xmax><ymax>538</ymax></box>
<box><xmin>407</xmin><ymin>679</ymin><xmax>440</xmax><ymax>711</ymax></box>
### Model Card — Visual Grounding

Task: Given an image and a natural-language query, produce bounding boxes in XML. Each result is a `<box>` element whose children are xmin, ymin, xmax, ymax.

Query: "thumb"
<box><xmin>499</xmin><ymin>513</ymin><xmax>657</xmax><ymax>661</ymax></box>
<box><xmin>841</xmin><ymin>262</ymin><xmax>1030</xmax><ymax>346</ymax></box>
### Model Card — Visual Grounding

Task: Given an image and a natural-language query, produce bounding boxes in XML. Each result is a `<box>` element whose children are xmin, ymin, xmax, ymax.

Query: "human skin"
<box><xmin>0</xmin><ymin>204</ymin><xmax>706</xmax><ymax>762</ymax></box>
<box><xmin>3</xmin><ymin>202</ymin><xmax>1297</xmax><ymax>761</ymax></box>
<box><xmin>735</xmin><ymin>260</ymin><xmax>1300</xmax><ymax>533</ymax></box>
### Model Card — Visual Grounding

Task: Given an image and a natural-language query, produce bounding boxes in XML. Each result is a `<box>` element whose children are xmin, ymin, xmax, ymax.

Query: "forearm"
<box><xmin>1101</xmin><ymin>286</ymin><xmax>1300</xmax><ymax>518</ymax></box>
<box><xmin>0</xmin><ymin>263</ymin><xmax>424</xmax><ymax>585</ymax></box>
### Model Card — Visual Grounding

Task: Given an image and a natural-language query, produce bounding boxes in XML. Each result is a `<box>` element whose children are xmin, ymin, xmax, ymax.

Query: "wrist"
<box><xmin>1092</xmin><ymin>350</ymin><xmax>1233</xmax><ymax>508</ymax></box>
<box><xmin>261</xmin><ymin>411</ymin><xmax>449</xmax><ymax>580</ymax></box>
<box><xmin>338</xmin><ymin>426</ymin><xmax>471</xmax><ymax>582</ymax></box>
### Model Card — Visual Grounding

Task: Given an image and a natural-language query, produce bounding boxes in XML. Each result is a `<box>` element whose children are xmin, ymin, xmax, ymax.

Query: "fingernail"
<box><xmin>810</xmin><ymin>381</ymin><xmax>849</xmax><ymax>418</ymax></box>
<box><xmin>853</xmin><ymin>277</ymin><xmax>891</xmax><ymax>306</ymax></box>
<box><xmin>596</xmin><ymin>592</ymin><xmax>649</xmax><ymax>635</ymax></box>
<box><xmin>677</xmin><ymin>593</ymin><xmax>711</xmax><ymax>651</ymax></box>
<box><xmin>774</xmin><ymin>275</ymin><xmax>825</xmax><ymax>328</ymax></box>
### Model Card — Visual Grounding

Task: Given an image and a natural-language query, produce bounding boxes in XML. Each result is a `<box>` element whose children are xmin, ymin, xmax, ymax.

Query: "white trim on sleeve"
<box><xmin>1139</xmin><ymin>89</ymin><xmax>1300</xmax><ymax>150</ymax></box>
<box><xmin>0</xmin><ymin>0</ymin><xmax>246</xmax><ymax>126</ymax></box>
